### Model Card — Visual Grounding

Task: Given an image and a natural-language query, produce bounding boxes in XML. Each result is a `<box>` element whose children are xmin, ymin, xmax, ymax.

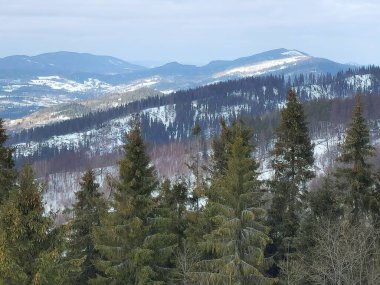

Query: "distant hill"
<box><xmin>0</xmin><ymin>51</ymin><xmax>145</xmax><ymax>77</ymax></box>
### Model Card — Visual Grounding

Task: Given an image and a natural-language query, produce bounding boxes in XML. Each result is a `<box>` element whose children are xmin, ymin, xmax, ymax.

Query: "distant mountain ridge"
<box><xmin>0</xmin><ymin>48</ymin><xmax>354</xmax><ymax>119</ymax></box>
<box><xmin>0</xmin><ymin>51</ymin><xmax>145</xmax><ymax>77</ymax></box>
<box><xmin>0</xmin><ymin>48</ymin><xmax>350</xmax><ymax>80</ymax></box>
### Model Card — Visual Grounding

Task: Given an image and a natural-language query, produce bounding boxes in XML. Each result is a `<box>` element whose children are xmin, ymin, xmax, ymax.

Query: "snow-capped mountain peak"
<box><xmin>213</xmin><ymin>52</ymin><xmax>310</xmax><ymax>78</ymax></box>
<box><xmin>280</xmin><ymin>49</ymin><xmax>307</xmax><ymax>57</ymax></box>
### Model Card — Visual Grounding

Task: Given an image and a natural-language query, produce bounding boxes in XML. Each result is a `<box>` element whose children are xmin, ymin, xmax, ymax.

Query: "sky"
<box><xmin>0</xmin><ymin>0</ymin><xmax>379</xmax><ymax>66</ymax></box>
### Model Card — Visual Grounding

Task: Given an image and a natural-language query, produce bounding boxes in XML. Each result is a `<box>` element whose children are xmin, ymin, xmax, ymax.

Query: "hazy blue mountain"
<box><xmin>0</xmin><ymin>48</ymin><xmax>351</xmax><ymax>81</ymax></box>
<box><xmin>0</xmin><ymin>51</ymin><xmax>145</xmax><ymax>77</ymax></box>
<box><xmin>0</xmin><ymin>48</ymin><xmax>355</xmax><ymax>119</ymax></box>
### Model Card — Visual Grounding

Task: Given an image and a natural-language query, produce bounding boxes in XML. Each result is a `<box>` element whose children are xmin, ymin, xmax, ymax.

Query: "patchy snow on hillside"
<box><xmin>29</xmin><ymin>76</ymin><xmax>111</xmax><ymax>93</ymax></box>
<box><xmin>161</xmin><ymin>89</ymin><xmax>175</xmax><ymax>94</ymax></box>
<box><xmin>345</xmin><ymin>74</ymin><xmax>374</xmax><ymax>91</ymax></box>
<box><xmin>143</xmin><ymin>104</ymin><xmax>176</xmax><ymax>128</ymax></box>
<box><xmin>0</xmin><ymin>94</ymin><xmax>76</xmax><ymax>112</ymax></box>
<box><xmin>44</xmin><ymin>166</ymin><xmax>117</xmax><ymax>212</ymax></box>
<box><xmin>192</xmin><ymin>101</ymin><xmax>211</xmax><ymax>120</ymax></box>
<box><xmin>2</xmin><ymin>84</ymin><xmax>27</xmax><ymax>92</ymax></box>
<box><xmin>257</xmin><ymin>134</ymin><xmax>342</xmax><ymax>181</ymax></box>
<box><xmin>281</xmin><ymin>50</ymin><xmax>305</xmax><ymax>57</ymax></box>
<box><xmin>220</xmin><ymin>104</ymin><xmax>250</xmax><ymax>118</ymax></box>
<box><xmin>14</xmin><ymin>104</ymin><xmax>180</xmax><ymax>159</ymax></box>
<box><xmin>109</xmin><ymin>77</ymin><xmax>161</xmax><ymax>93</ymax></box>
<box><xmin>213</xmin><ymin>55</ymin><xmax>310</xmax><ymax>78</ymax></box>
<box><xmin>298</xmin><ymin>84</ymin><xmax>333</xmax><ymax>99</ymax></box>
<box><xmin>14</xmin><ymin>114</ymin><xmax>133</xmax><ymax>157</ymax></box>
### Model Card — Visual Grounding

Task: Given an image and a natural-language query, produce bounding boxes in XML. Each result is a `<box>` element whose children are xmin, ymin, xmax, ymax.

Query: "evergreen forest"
<box><xmin>1</xmin><ymin>90</ymin><xmax>380</xmax><ymax>285</ymax></box>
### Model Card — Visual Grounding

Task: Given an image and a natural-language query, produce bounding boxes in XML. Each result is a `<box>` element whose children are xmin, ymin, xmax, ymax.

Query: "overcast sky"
<box><xmin>0</xmin><ymin>0</ymin><xmax>379</xmax><ymax>66</ymax></box>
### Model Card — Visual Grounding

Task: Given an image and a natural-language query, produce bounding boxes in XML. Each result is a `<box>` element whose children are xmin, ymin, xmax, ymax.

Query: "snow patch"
<box><xmin>29</xmin><ymin>76</ymin><xmax>111</xmax><ymax>93</ymax></box>
<box><xmin>345</xmin><ymin>74</ymin><xmax>373</xmax><ymax>91</ymax></box>
<box><xmin>281</xmin><ymin>50</ymin><xmax>304</xmax><ymax>57</ymax></box>
<box><xmin>109</xmin><ymin>77</ymin><xmax>161</xmax><ymax>93</ymax></box>
<box><xmin>213</xmin><ymin>55</ymin><xmax>310</xmax><ymax>78</ymax></box>
<box><xmin>143</xmin><ymin>104</ymin><xmax>176</xmax><ymax>128</ymax></box>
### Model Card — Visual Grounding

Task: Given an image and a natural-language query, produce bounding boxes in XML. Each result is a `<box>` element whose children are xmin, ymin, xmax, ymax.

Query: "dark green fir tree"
<box><xmin>91</xmin><ymin>117</ymin><xmax>159</xmax><ymax>285</ymax></box>
<box><xmin>211</xmin><ymin>118</ymin><xmax>252</xmax><ymax>177</ymax></box>
<box><xmin>211</xmin><ymin>118</ymin><xmax>232</xmax><ymax>177</ymax></box>
<box><xmin>336</xmin><ymin>95</ymin><xmax>375</xmax><ymax>221</ymax></box>
<box><xmin>150</xmin><ymin>178</ymin><xmax>190</xmax><ymax>283</ymax></box>
<box><xmin>267</xmin><ymin>90</ymin><xmax>314</xmax><ymax>264</ymax></box>
<box><xmin>187</xmin><ymin>122</ymin><xmax>206</xmax><ymax>212</ymax></box>
<box><xmin>66</xmin><ymin>169</ymin><xmax>107</xmax><ymax>284</ymax></box>
<box><xmin>0</xmin><ymin>118</ymin><xmax>16</xmax><ymax>203</ymax></box>
<box><xmin>193</xmin><ymin>123</ymin><xmax>273</xmax><ymax>284</ymax></box>
<box><xmin>0</xmin><ymin>164</ymin><xmax>79</xmax><ymax>284</ymax></box>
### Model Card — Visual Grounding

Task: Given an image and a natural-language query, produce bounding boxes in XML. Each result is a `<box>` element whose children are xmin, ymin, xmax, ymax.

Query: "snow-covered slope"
<box><xmin>213</xmin><ymin>53</ymin><xmax>310</xmax><ymax>78</ymax></box>
<box><xmin>6</xmin><ymin>88</ymin><xmax>162</xmax><ymax>130</ymax></box>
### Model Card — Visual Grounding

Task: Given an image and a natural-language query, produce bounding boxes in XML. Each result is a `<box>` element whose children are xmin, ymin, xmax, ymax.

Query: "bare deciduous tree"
<box><xmin>175</xmin><ymin>242</ymin><xmax>201</xmax><ymax>285</ymax></box>
<box><xmin>281</xmin><ymin>219</ymin><xmax>380</xmax><ymax>285</ymax></box>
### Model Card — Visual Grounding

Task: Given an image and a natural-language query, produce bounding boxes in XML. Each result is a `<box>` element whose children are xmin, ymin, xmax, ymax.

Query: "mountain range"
<box><xmin>0</xmin><ymin>48</ymin><xmax>352</xmax><ymax>119</ymax></box>
<box><xmin>1</xmin><ymin>47</ymin><xmax>379</xmax><ymax>211</ymax></box>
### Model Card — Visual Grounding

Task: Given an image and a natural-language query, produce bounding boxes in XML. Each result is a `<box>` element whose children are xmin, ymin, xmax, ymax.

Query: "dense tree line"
<box><xmin>9</xmin><ymin>66</ymin><xmax>380</xmax><ymax>147</ymax></box>
<box><xmin>1</xmin><ymin>90</ymin><xmax>380</xmax><ymax>284</ymax></box>
<box><xmin>10</xmin><ymin>80</ymin><xmax>380</xmax><ymax>177</ymax></box>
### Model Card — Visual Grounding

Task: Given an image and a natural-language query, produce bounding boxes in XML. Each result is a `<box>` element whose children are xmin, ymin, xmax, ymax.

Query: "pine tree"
<box><xmin>91</xmin><ymin>118</ymin><xmax>159</xmax><ymax>284</ymax></box>
<box><xmin>267</xmin><ymin>90</ymin><xmax>314</xmax><ymax>265</ymax></box>
<box><xmin>0</xmin><ymin>118</ymin><xmax>16</xmax><ymax>203</ymax></box>
<box><xmin>336</xmin><ymin>95</ymin><xmax>375</xmax><ymax>221</ymax></box>
<box><xmin>66</xmin><ymin>169</ymin><xmax>107</xmax><ymax>284</ymax></box>
<box><xmin>193</xmin><ymin>123</ymin><xmax>273</xmax><ymax>284</ymax></box>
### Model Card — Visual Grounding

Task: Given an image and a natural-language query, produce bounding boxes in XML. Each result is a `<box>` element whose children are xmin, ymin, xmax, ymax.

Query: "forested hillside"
<box><xmin>1</xmin><ymin>90</ymin><xmax>380</xmax><ymax>284</ymax></box>
<box><xmin>7</xmin><ymin>66</ymin><xmax>380</xmax><ymax>175</ymax></box>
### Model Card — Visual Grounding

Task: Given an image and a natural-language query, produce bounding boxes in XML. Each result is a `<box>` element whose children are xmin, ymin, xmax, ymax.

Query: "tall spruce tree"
<box><xmin>0</xmin><ymin>118</ymin><xmax>16</xmax><ymax>203</ymax></box>
<box><xmin>212</xmin><ymin>119</ymin><xmax>252</xmax><ymax>177</ymax></box>
<box><xmin>268</xmin><ymin>90</ymin><xmax>314</xmax><ymax>261</ymax></box>
<box><xmin>336</xmin><ymin>95</ymin><xmax>375</xmax><ymax>221</ymax></box>
<box><xmin>67</xmin><ymin>169</ymin><xmax>106</xmax><ymax>284</ymax></box>
<box><xmin>91</xmin><ymin>118</ymin><xmax>159</xmax><ymax>285</ymax></box>
<box><xmin>193</xmin><ymin>123</ymin><xmax>273</xmax><ymax>284</ymax></box>
<box><xmin>150</xmin><ymin>179</ymin><xmax>190</xmax><ymax>283</ymax></box>
<box><xmin>0</xmin><ymin>164</ymin><xmax>52</xmax><ymax>284</ymax></box>
<box><xmin>211</xmin><ymin>118</ymin><xmax>232</xmax><ymax>177</ymax></box>
<box><xmin>187</xmin><ymin>123</ymin><xmax>206</xmax><ymax>212</ymax></box>
<box><xmin>0</xmin><ymin>164</ymin><xmax>78</xmax><ymax>284</ymax></box>
<box><xmin>186</xmin><ymin>123</ymin><xmax>209</xmax><ymax>258</ymax></box>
